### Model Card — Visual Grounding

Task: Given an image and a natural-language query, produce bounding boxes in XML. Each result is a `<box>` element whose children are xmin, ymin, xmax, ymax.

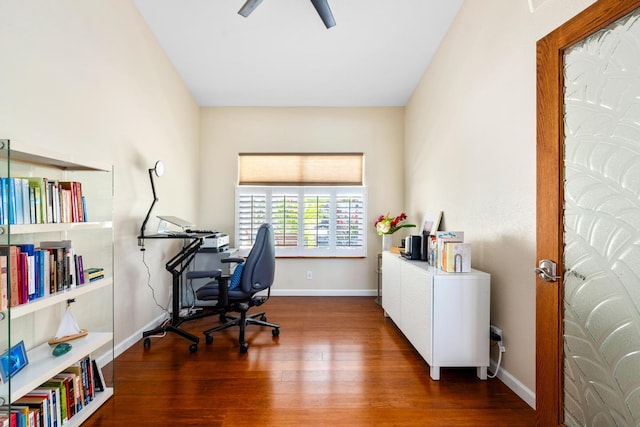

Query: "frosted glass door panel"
<box><xmin>563</xmin><ymin>8</ymin><xmax>640</xmax><ymax>427</ymax></box>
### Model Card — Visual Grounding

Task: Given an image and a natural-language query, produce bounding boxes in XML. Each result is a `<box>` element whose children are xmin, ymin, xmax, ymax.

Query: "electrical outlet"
<box><xmin>490</xmin><ymin>325</ymin><xmax>503</xmax><ymax>341</ymax></box>
<box><xmin>307</xmin><ymin>270</ymin><xmax>313</xmax><ymax>280</ymax></box>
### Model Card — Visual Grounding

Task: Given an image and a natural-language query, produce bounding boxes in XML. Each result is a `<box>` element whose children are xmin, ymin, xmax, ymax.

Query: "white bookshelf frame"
<box><xmin>0</xmin><ymin>139</ymin><xmax>114</xmax><ymax>423</ymax></box>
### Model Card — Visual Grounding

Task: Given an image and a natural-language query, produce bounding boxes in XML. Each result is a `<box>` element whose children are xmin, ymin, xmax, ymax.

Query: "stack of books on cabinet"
<box><xmin>0</xmin><ymin>139</ymin><xmax>114</xmax><ymax>426</ymax></box>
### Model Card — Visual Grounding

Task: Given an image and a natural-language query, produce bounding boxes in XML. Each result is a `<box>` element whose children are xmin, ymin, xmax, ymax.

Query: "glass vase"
<box><xmin>382</xmin><ymin>234</ymin><xmax>393</xmax><ymax>252</ymax></box>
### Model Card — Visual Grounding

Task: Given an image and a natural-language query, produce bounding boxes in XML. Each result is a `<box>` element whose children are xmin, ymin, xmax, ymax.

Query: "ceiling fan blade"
<box><xmin>310</xmin><ymin>0</ymin><xmax>336</xmax><ymax>28</ymax></box>
<box><xmin>238</xmin><ymin>0</ymin><xmax>264</xmax><ymax>17</ymax></box>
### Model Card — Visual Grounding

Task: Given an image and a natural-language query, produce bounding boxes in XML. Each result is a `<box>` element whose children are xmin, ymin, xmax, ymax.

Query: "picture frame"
<box><xmin>0</xmin><ymin>340</ymin><xmax>29</xmax><ymax>383</ymax></box>
<box><xmin>421</xmin><ymin>211</ymin><xmax>443</xmax><ymax>236</ymax></box>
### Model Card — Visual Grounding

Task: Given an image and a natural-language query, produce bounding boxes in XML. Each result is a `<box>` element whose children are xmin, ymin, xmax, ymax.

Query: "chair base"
<box><xmin>142</xmin><ymin>304</ymin><xmax>228</xmax><ymax>353</ymax></box>
<box><xmin>204</xmin><ymin>309</ymin><xmax>280</xmax><ymax>353</ymax></box>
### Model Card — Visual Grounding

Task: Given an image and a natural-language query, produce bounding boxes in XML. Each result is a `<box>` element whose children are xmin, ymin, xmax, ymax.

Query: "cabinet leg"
<box><xmin>430</xmin><ymin>366</ymin><xmax>440</xmax><ymax>380</ymax></box>
<box><xmin>477</xmin><ymin>366</ymin><xmax>487</xmax><ymax>380</ymax></box>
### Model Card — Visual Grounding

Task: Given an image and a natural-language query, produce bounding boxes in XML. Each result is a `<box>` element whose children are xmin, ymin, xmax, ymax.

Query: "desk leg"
<box><xmin>142</xmin><ymin>270</ymin><xmax>200</xmax><ymax>352</ymax></box>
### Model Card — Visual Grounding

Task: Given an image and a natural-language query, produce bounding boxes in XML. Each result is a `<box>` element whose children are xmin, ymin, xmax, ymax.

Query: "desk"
<box><xmin>138</xmin><ymin>232</ymin><xmax>220</xmax><ymax>352</ymax></box>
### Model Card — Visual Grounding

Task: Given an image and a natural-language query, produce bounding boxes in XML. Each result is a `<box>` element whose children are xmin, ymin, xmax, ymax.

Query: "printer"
<box><xmin>201</xmin><ymin>232</ymin><xmax>229</xmax><ymax>251</ymax></box>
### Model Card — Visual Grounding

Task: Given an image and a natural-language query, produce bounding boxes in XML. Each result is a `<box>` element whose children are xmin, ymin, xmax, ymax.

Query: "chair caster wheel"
<box><xmin>219</xmin><ymin>314</ymin><xmax>227</xmax><ymax>323</ymax></box>
<box><xmin>272</xmin><ymin>328</ymin><xmax>280</xmax><ymax>337</ymax></box>
<box><xmin>189</xmin><ymin>343</ymin><xmax>198</xmax><ymax>353</ymax></box>
<box><xmin>260</xmin><ymin>315</ymin><xmax>267</xmax><ymax>322</ymax></box>
<box><xmin>240</xmin><ymin>342</ymin><xmax>249</xmax><ymax>353</ymax></box>
<box><xmin>143</xmin><ymin>338</ymin><xmax>151</xmax><ymax>349</ymax></box>
<box><xmin>205</xmin><ymin>335</ymin><xmax>214</xmax><ymax>345</ymax></box>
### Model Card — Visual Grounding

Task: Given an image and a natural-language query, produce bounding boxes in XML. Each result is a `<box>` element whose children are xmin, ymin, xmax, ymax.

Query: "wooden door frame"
<box><xmin>536</xmin><ymin>0</ymin><xmax>640</xmax><ymax>425</ymax></box>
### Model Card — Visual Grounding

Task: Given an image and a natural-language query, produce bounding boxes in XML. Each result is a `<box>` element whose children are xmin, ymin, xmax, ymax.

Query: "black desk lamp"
<box><xmin>138</xmin><ymin>160</ymin><xmax>165</xmax><ymax>249</ymax></box>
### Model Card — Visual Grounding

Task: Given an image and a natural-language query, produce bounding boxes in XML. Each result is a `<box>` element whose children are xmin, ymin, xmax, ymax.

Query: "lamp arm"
<box><xmin>139</xmin><ymin>168</ymin><xmax>158</xmax><ymax>241</ymax></box>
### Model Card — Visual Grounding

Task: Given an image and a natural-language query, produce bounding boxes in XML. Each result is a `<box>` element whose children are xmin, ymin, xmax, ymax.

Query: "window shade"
<box><xmin>239</xmin><ymin>153</ymin><xmax>363</xmax><ymax>185</ymax></box>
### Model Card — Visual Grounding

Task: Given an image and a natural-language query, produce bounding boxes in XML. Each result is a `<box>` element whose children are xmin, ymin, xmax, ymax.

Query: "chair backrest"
<box><xmin>239</xmin><ymin>223</ymin><xmax>275</xmax><ymax>293</ymax></box>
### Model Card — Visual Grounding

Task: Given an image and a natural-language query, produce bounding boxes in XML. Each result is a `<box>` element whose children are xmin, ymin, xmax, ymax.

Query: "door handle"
<box><xmin>535</xmin><ymin>259</ymin><xmax>562</xmax><ymax>282</ymax></box>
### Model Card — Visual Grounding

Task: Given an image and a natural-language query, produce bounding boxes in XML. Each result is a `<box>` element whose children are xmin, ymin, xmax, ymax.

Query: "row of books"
<box><xmin>0</xmin><ymin>355</ymin><xmax>105</xmax><ymax>427</ymax></box>
<box><xmin>0</xmin><ymin>240</ymin><xmax>103</xmax><ymax>310</ymax></box>
<box><xmin>0</xmin><ymin>178</ymin><xmax>87</xmax><ymax>226</ymax></box>
<box><xmin>426</xmin><ymin>231</ymin><xmax>472</xmax><ymax>273</ymax></box>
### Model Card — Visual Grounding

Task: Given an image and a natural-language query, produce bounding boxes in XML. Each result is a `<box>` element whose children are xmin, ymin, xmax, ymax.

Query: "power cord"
<box><xmin>488</xmin><ymin>339</ymin><xmax>506</xmax><ymax>379</ymax></box>
<box><xmin>141</xmin><ymin>249</ymin><xmax>171</xmax><ymax>319</ymax></box>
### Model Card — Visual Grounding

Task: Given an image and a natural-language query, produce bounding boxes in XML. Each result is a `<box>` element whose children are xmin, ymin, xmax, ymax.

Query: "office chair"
<box><xmin>191</xmin><ymin>223</ymin><xmax>279</xmax><ymax>353</ymax></box>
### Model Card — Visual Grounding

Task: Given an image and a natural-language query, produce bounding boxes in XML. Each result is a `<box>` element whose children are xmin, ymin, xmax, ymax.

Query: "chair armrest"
<box><xmin>186</xmin><ymin>269</ymin><xmax>222</xmax><ymax>280</ymax></box>
<box><xmin>222</xmin><ymin>257</ymin><xmax>245</xmax><ymax>264</ymax></box>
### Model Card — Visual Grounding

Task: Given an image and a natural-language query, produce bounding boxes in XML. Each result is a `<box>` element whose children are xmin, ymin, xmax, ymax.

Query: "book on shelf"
<box><xmin>41</xmin><ymin>378</ymin><xmax>68</xmax><ymax>424</ymax></box>
<box><xmin>0</xmin><ymin>411</ymin><xmax>16</xmax><ymax>427</ymax></box>
<box><xmin>84</xmin><ymin>267</ymin><xmax>104</xmax><ymax>282</ymax></box>
<box><xmin>15</xmin><ymin>394</ymin><xmax>50</xmax><ymax>427</ymax></box>
<box><xmin>25</xmin><ymin>177</ymin><xmax>47</xmax><ymax>224</ymax></box>
<box><xmin>0</xmin><ymin>405</ymin><xmax>29</xmax><ymax>427</ymax></box>
<box><xmin>47</xmin><ymin>179</ymin><xmax>60</xmax><ymax>224</ymax></box>
<box><xmin>39</xmin><ymin>241</ymin><xmax>75</xmax><ymax>290</ymax></box>
<box><xmin>0</xmin><ymin>241</ymin><xmax>94</xmax><ymax>308</ymax></box>
<box><xmin>91</xmin><ymin>359</ymin><xmax>105</xmax><ymax>393</ymax></box>
<box><xmin>62</xmin><ymin>366</ymin><xmax>85</xmax><ymax>412</ymax></box>
<box><xmin>17</xmin><ymin>244</ymin><xmax>35</xmax><ymax>301</ymax></box>
<box><xmin>13</xmin><ymin>178</ymin><xmax>26</xmax><ymax>225</ymax></box>
<box><xmin>51</xmin><ymin>373</ymin><xmax>76</xmax><ymax>419</ymax></box>
<box><xmin>0</xmin><ymin>177</ymin><xmax>88</xmax><ymax>225</ymax></box>
<box><xmin>7</xmin><ymin>178</ymin><xmax>17</xmax><ymax>225</ymax></box>
<box><xmin>30</xmin><ymin>386</ymin><xmax>61</xmax><ymax>427</ymax></box>
<box><xmin>0</xmin><ymin>255</ymin><xmax>6</xmax><ymax>311</ymax></box>
<box><xmin>59</xmin><ymin>182</ymin><xmax>84</xmax><ymax>223</ymax></box>
<box><xmin>75</xmin><ymin>255</ymin><xmax>85</xmax><ymax>285</ymax></box>
<box><xmin>0</xmin><ymin>246</ymin><xmax>20</xmax><ymax>307</ymax></box>
<box><xmin>64</xmin><ymin>356</ymin><xmax>94</xmax><ymax>407</ymax></box>
<box><xmin>0</xmin><ymin>178</ymin><xmax>7</xmax><ymax>226</ymax></box>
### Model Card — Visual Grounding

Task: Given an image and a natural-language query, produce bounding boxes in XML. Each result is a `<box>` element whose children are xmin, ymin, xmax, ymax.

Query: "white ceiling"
<box><xmin>133</xmin><ymin>0</ymin><xmax>464</xmax><ymax>107</ymax></box>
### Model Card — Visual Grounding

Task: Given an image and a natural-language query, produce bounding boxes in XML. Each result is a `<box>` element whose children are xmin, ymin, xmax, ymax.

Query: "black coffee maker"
<box><xmin>421</xmin><ymin>231</ymin><xmax>429</xmax><ymax>261</ymax></box>
<box><xmin>404</xmin><ymin>235</ymin><xmax>422</xmax><ymax>260</ymax></box>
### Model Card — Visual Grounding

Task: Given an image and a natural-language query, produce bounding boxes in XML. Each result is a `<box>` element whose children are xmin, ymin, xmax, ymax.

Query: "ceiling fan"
<box><xmin>238</xmin><ymin>0</ymin><xmax>336</xmax><ymax>29</ymax></box>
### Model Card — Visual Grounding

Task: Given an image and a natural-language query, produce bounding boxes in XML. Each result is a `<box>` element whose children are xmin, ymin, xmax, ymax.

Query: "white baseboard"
<box><xmin>490</xmin><ymin>357</ymin><xmax>536</xmax><ymax>409</ymax></box>
<box><xmin>94</xmin><ymin>312</ymin><xmax>168</xmax><ymax>368</ymax></box>
<box><xmin>270</xmin><ymin>289</ymin><xmax>377</xmax><ymax>297</ymax></box>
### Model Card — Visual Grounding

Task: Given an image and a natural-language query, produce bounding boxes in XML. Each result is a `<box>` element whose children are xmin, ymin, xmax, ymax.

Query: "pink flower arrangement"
<box><xmin>374</xmin><ymin>212</ymin><xmax>416</xmax><ymax>235</ymax></box>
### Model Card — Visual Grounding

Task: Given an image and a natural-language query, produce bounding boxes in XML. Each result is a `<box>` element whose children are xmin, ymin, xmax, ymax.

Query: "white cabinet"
<box><xmin>0</xmin><ymin>139</ymin><xmax>113</xmax><ymax>424</ymax></box>
<box><xmin>382</xmin><ymin>252</ymin><xmax>490</xmax><ymax>380</ymax></box>
<box><xmin>381</xmin><ymin>251</ymin><xmax>401</xmax><ymax>320</ymax></box>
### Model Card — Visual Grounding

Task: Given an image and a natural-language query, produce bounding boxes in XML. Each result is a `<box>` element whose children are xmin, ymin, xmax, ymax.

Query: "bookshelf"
<box><xmin>0</xmin><ymin>139</ymin><xmax>114</xmax><ymax>425</ymax></box>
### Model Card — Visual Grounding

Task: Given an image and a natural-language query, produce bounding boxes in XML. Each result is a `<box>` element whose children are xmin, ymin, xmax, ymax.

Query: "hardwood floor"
<box><xmin>83</xmin><ymin>297</ymin><xmax>535</xmax><ymax>426</ymax></box>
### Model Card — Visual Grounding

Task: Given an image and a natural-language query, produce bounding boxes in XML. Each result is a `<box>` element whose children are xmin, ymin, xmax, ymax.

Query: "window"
<box><xmin>236</xmin><ymin>153</ymin><xmax>366</xmax><ymax>257</ymax></box>
<box><xmin>236</xmin><ymin>186</ymin><xmax>366</xmax><ymax>257</ymax></box>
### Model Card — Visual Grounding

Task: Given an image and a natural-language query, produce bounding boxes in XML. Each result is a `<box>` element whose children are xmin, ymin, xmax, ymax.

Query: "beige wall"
<box><xmin>0</xmin><ymin>0</ymin><xmax>607</xmax><ymax>406</ymax></box>
<box><xmin>199</xmin><ymin>107</ymin><xmax>405</xmax><ymax>293</ymax></box>
<box><xmin>0</xmin><ymin>0</ymin><xmax>200</xmax><ymax>350</ymax></box>
<box><xmin>404</xmin><ymin>0</ymin><xmax>596</xmax><ymax>398</ymax></box>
